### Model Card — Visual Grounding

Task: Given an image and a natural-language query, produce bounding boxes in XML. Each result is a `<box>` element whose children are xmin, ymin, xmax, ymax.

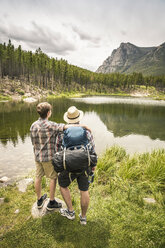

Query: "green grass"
<box><xmin>47</xmin><ymin>92</ymin><xmax>86</xmax><ymax>99</ymax></box>
<box><xmin>15</xmin><ymin>89</ymin><xmax>25</xmax><ymax>95</ymax></box>
<box><xmin>1</xmin><ymin>82</ymin><xmax>165</xmax><ymax>101</ymax></box>
<box><xmin>0</xmin><ymin>94</ymin><xmax>11</xmax><ymax>101</ymax></box>
<box><xmin>46</xmin><ymin>87</ymin><xmax>165</xmax><ymax>100</ymax></box>
<box><xmin>47</xmin><ymin>91</ymin><xmax>132</xmax><ymax>100</ymax></box>
<box><xmin>0</xmin><ymin>146</ymin><xmax>165</xmax><ymax>248</ymax></box>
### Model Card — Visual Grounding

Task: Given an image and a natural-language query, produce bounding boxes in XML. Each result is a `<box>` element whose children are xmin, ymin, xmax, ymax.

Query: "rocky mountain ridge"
<box><xmin>96</xmin><ymin>42</ymin><xmax>165</xmax><ymax>75</ymax></box>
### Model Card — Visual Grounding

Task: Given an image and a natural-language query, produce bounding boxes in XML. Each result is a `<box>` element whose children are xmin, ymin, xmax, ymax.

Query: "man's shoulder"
<box><xmin>86</xmin><ymin>130</ymin><xmax>92</xmax><ymax>136</ymax></box>
<box><xmin>30</xmin><ymin>120</ymin><xmax>40</xmax><ymax>131</ymax></box>
<box><xmin>48</xmin><ymin>121</ymin><xmax>65</xmax><ymax>132</ymax></box>
<box><xmin>48</xmin><ymin>120</ymin><xmax>58</xmax><ymax>126</ymax></box>
<box><xmin>57</xmin><ymin>131</ymin><xmax>64</xmax><ymax>138</ymax></box>
<box><xmin>46</xmin><ymin>120</ymin><xmax>60</xmax><ymax>130</ymax></box>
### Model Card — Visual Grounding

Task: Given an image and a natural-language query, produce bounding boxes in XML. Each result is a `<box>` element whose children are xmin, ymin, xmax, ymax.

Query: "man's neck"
<box><xmin>39</xmin><ymin>117</ymin><xmax>49</xmax><ymax>120</ymax></box>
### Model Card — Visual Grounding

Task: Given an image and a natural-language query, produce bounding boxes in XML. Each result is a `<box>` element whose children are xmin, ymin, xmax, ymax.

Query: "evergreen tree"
<box><xmin>0</xmin><ymin>40</ymin><xmax>164</xmax><ymax>93</ymax></box>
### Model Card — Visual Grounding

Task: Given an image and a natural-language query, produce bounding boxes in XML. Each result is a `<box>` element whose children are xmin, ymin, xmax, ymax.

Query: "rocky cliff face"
<box><xmin>96</xmin><ymin>42</ymin><xmax>165</xmax><ymax>75</ymax></box>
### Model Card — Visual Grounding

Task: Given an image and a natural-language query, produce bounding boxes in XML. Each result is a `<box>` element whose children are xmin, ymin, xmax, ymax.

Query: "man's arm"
<box><xmin>64</xmin><ymin>124</ymin><xmax>91</xmax><ymax>133</ymax></box>
<box><xmin>50</xmin><ymin>121</ymin><xmax>65</xmax><ymax>132</ymax></box>
<box><xmin>86</xmin><ymin>130</ymin><xmax>97</xmax><ymax>171</ymax></box>
<box><xmin>86</xmin><ymin>130</ymin><xmax>95</xmax><ymax>150</ymax></box>
<box><xmin>30</xmin><ymin>124</ymin><xmax>35</xmax><ymax>146</ymax></box>
<box><xmin>55</xmin><ymin>132</ymin><xmax>63</xmax><ymax>152</ymax></box>
<box><xmin>50</xmin><ymin>122</ymin><xmax>91</xmax><ymax>133</ymax></box>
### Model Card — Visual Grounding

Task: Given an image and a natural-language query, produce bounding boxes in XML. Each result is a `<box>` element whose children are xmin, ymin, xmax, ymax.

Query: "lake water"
<box><xmin>0</xmin><ymin>96</ymin><xmax>165</xmax><ymax>181</ymax></box>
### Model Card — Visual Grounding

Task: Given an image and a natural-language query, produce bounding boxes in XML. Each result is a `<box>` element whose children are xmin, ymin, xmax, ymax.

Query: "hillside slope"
<box><xmin>96</xmin><ymin>42</ymin><xmax>165</xmax><ymax>76</ymax></box>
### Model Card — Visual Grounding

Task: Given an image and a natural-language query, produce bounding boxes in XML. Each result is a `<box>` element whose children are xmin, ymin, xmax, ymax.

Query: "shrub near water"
<box><xmin>97</xmin><ymin>147</ymin><xmax>165</xmax><ymax>197</ymax></box>
<box><xmin>95</xmin><ymin>146</ymin><xmax>165</xmax><ymax>247</ymax></box>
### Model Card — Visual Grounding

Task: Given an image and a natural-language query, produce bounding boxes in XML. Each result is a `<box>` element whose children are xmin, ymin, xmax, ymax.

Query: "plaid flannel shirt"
<box><xmin>55</xmin><ymin>129</ymin><xmax>95</xmax><ymax>152</ymax></box>
<box><xmin>30</xmin><ymin>118</ymin><xmax>64</xmax><ymax>162</ymax></box>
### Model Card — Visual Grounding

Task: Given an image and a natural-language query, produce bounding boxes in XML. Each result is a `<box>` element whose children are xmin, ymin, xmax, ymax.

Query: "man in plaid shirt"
<box><xmin>30</xmin><ymin>102</ymin><xmax>65</xmax><ymax>210</ymax></box>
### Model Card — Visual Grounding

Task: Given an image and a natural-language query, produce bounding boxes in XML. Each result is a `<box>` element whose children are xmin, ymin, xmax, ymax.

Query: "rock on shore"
<box><xmin>17</xmin><ymin>178</ymin><xmax>34</xmax><ymax>192</ymax></box>
<box><xmin>0</xmin><ymin>176</ymin><xmax>10</xmax><ymax>183</ymax></box>
<box><xmin>31</xmin><ymin>198</ymin><xmax>66</xmax><ymax>218</ymax></box>
<box><xmin>23</xmin><ymin>97</ymin><xmax>38</xmax><ymax>103</ymax></box>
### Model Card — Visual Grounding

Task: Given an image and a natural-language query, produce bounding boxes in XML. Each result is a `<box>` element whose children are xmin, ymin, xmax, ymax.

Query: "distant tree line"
<box><xmin>0</xmin><ymin>40</ymin><xmax>165</xmax><ymax>92</ymax></box>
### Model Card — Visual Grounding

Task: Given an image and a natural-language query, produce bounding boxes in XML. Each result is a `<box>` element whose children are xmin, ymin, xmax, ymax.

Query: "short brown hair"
<box><xmin>37</xmin><ymin>102</ymin><xmax>52</xmax><ymax>119</ymax></box>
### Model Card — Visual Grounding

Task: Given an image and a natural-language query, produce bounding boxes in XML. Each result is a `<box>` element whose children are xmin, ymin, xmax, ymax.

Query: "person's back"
<box><xmin>53</xmin><ymin>126</ymin><xmax>95</xmax><ymax>174</ymax></box>
<box><xmin>57</xmin><ymin>106</ymin><xmax>96</xmax><ymax>225</ymax></box>
<box><xmin>30</xmin><ymin>102</ymin><xmax>64</xmax><ymax>210</ymax></box>
<box><xmin>62</xmin><ymin>126</ymin><xmax>88</xmax><ymax>149</ymax></box>
<box><xmin>31</xmin><ymin>118</ymin><xmax>64</xmax><ymax>162</ymax></box>
<box><xmin>56</xmin><ymin>126</ymin><xmax>95</xmax><ymax>153</ymax></box>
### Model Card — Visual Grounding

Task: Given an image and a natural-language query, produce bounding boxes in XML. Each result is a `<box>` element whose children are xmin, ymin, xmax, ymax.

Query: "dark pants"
<box><xmin>58</xmin><ymin>170</ymin><xmax>89</xmax><ymax>191</ymax></box>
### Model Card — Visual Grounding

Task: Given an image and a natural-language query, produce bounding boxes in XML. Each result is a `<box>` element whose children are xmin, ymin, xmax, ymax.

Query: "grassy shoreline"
<box><xmin>0</xmin><ymin>94</ymin><xmax>12</xmax><ymax>101</ymax></box>
<box><xmin>47</xmin><ymin>86</ymin><xmax>165</xmax><ymax>100</ymax></box>
<box><xmin>0</xmin><ymin>84</ymin><xmax>165</xmax><ymax>102</ymax></box>
<box><xmin>0</xmin><ymin>146</ymin><xmax>165</xmax><ymax>248</ymax></box>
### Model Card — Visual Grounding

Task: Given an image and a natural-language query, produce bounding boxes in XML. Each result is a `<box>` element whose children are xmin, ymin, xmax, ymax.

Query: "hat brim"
<box><xmin>63</xmin><ymin>110</ymin><xmax>84</xmax><ymax>124</ymax></box>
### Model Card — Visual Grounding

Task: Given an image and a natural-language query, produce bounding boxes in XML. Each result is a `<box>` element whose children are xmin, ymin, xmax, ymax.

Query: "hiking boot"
<box><xmin>79</xmin><ymin>214</ymin><xmax>87</xmax><ymax>225</ymax></box>
<box><xmin>37</xmin><ymin>194</ymin><xmax>47</xmax><ymax>209</ymax></box>
<box><xmin>60</xmin><ymin>208</ymin><xmax>75</xmax><ymax>220</ymax></box>
<box><xmin>46</xmin><ymin>200</ymin><xmax>62</xmax><ymax>211</ymax></box>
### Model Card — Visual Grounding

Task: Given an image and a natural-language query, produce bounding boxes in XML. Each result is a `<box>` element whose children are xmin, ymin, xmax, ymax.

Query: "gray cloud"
<box><xmin>0</xmin><ymin>0</ymin><xmax>165</xmax><ymax>71</ymax></box>
<box><xmin>121</xmin><ymin>30</ymin><xmax>127</xmax><ymax>36</ymax></box>
<box><xmin>71</xmin><ymin>25</ymin><xmax>101</xmax><ymax>44</ymax></box>
<box><xmin>0</xmin><ymin>21</ymin><xmax>76</xmax><ymax>55</ymax></box>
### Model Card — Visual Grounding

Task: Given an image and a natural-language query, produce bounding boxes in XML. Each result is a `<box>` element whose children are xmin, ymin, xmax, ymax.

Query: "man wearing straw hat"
<box><xmin>56</xmin><ymin>106</ymin><xmax>96</xmax><ymax>225</ymax></box>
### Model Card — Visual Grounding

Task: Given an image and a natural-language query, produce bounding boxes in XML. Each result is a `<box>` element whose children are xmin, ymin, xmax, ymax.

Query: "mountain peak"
<box><xmin>160</xmin><ymin>42</ymin><xmax>165</xmax><ymax>47</ymax></box>
<box><xmin>96</xmin><ymin>42</ymin><xmax>165</xmax><ymax>75</ymax></box>
<box><xmin>120</xmin><ymin>42</ymin><xmax>135</xmax><ymax>47</ymax></box>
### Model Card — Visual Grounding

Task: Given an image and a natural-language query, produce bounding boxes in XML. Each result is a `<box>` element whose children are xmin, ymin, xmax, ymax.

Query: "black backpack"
<box><xmin>52</xmin><ymin>148</ymin><xmax>97</xmax><ymax>174</ymax></box>
<box><xmin>52</xmin><ymin>127</ymin><xmax>97</xmax><ymax>174</ymax></box>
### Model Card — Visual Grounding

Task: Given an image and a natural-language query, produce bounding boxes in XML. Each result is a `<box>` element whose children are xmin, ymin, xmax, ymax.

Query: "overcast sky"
<box><xmin>0</xmin><ymin>0</ymin><xmax>165</xmax><ymax>71</ymax></box>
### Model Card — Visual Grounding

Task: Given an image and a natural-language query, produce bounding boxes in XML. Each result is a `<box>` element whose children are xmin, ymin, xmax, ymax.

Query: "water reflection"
<box><xmin>81</xmin><ymin>111</ymin><xmax>165</xmax><ymax>154</ymax></box>
<box><xmin>0</xmin><ymin>97</ymin><xmax>165</xmax><ymax>180</ymax></box>
<box><xmin>72</xmin><ymin>98</ymin><xmax>165</xmax><ymax>141</ymax></box>
<box><xmin>96</xmin><ymin>103</ymin><xmax>165</xmax><ymax>140</ymax></box>
<box><xmin>0</xmin><ymin>99</ymin><xmax>69</xmax><ymax>146</ymax></box>
<box><xmin>0</xmin><ymin>137</ymin><xmax>34</xmax><ymax>180</ymax></box>
<box><xmin>0</xmin><ymin>97</ymin><xmax>165</xmax><ymax>146</ymax></box>
<box><xmin>73</xmin><ymin>96</ymin><xmax>165</xmax><ymax>106</ymax></box>
<box><xmin>0</xmin><ymin>101</ymin><xmax>37</xmax><ymax>146</ymax></box>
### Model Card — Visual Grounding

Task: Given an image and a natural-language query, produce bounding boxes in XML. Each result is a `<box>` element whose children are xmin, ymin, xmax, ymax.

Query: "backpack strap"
<box><xmin>85</xmin><ymin>170</ymin><xmax>88</xmax><ymax>177</ymax></box>
<box><xmin>63</xmin><ymin>148</ymin><xmax>66</xmax><ymax>170</ymax></box>
<box><xmin>69</xmin><ymin>173</ymin><xmax>72</xmax><ymax>183</ymax></box>
<box><xmin>86</xmin><ymin>146</ymin><xmax>91</xmax><ymax>167</ymax></box>
<box><xmin>85</xmin><ymin>147</ymin><xmax>91</xmax><ymax>178</ymax></box>
<box><xmin>35</xmin><ymin>126</ymin><xmax>55</xmax><ymax>158</ymax></box>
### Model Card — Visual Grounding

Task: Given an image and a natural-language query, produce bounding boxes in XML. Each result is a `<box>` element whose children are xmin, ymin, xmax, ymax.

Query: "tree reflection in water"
<box><xmin>0</xmin><ymin>97</ymin><xmax>165</xmax><ymax>146</ymax></box>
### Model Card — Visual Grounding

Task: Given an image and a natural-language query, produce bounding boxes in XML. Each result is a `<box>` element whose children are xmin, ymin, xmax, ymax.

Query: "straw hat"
<box><xmin>63</xmin><ymin>106</ymin><xmax>84</xmax><ymax>124</ymax></box>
